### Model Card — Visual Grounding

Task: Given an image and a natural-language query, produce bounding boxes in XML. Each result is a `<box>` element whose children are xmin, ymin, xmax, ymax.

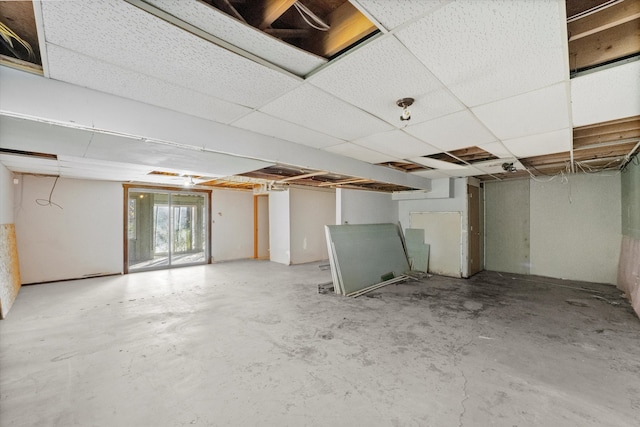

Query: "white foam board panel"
<box><xmin>352</xmin><ymin>130</ymin><xmax>441</xmax><ymax>159</ymax></box>
<box><xmin>405</xmin><ymin>110</ymin><xmax>497</xmax><ymax>151</ymax></box>
<box><xmin>503</xmin><ymin>128</ymin><xmax>572</xmax><ymax>158</ymax></box>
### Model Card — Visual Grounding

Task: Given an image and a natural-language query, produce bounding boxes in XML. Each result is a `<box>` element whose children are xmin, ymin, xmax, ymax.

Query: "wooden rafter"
<box><xmin>258</xmin><ymin>0</ymin><xmax>298</xmax><ymax>29</ymax></box>
<box><xmin>278</xmin><ymin>170</ymin><xmax>328</xmax><ymax>182</ymax></box>
<box><xmin>568</xmin><ymin>18</ymin><xmax>640</xmax><ymax>70</ymax></box>
<box><xmin>308</xmin><ymin>1</ymin><xmax>377</xmax><ymax>57</ymax></box>
<box><xmin>568</xmin><ymin>0</ymin><xmax>640</xmax><ymax>41</ymax></box>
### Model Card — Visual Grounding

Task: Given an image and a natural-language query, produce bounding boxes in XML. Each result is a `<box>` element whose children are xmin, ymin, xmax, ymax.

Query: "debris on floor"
<box><xmin>317</xmin><ymin>281</ymin><xmax>334</xmax><ymax>294</ymax></box>
<box><xmin>324</xmin><ymin>223</ymin><xmax>411</xmax><ymax>296</ymax></box>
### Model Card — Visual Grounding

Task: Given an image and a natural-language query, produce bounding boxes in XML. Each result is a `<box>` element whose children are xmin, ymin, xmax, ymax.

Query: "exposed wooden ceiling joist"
<box><xmin>258</xmin><ymin>0</ymin><xmax>298</xmax><ymax>29</ymax></box>
<box><xmin>568</xmin><ymin>0</ymin><xmax>640</xmax><ymax>41</ymax></box>
<box><xmin>306</xmin><ymin>1</ymin><xmax>377</xmax><ymax>57</ymax></box>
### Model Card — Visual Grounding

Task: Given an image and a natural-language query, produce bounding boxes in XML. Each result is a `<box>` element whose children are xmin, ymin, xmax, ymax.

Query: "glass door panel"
<box><xmin>127</xmin><ymin>189</ymin><xmax>208</xmax><ymax>272</ymax></box>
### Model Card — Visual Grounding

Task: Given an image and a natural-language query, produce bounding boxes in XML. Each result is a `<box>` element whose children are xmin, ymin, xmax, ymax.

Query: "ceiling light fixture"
<box><xmin>184</xmin><ymin>175</ymin><xmax>195</xmax><ymax>186</ymax></box>
<box><xmin>501</xmin><ymin>162</ymin><xmax>517</xmax><ymax>173</ymax></box>
<box><xmin>396</xmin><ymin>98</ymin><xmax>414</xmax><ymax>121</ymax></box>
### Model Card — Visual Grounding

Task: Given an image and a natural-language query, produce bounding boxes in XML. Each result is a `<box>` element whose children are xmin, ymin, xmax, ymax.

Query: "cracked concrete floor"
<box><xmin>1</xmin><ymin>260</ymin><xmax>639</xmax><ymax>426</ymax></box>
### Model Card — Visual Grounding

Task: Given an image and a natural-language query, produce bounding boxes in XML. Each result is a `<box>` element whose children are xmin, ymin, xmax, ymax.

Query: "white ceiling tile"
<box><xmin>571</xmin><ymin>60</ymin><xmax>640</xmax><ymax>127</ymax></box>
<box><xmin>395</xmin><ymin>0</ymin><xmax>566</xmax><ymax>106</ymax></box>
<box><xmin>259</xmin><ymin>84</ymin><xmax>393</xmax><ymax>140</ymax></box>
<box><xmin>477</xmin><ymin>141</ymin><xmax>515</xmax><ymax>159</ymax></box>
<box><xmin>503</xmin><ymin>128</ymin><xmax>572</xmax><ymax>158</ymax></box>
<box><xmin>147</xmin><ymin>0</ymin><xmax>326</xmax><ymax>77</ymax></box>
<box><xmin>356</xmin><ymin>0</ymin><xmax>449</xmax><ymax>30</ymax></box>
<box><xmin>408</xmin><ymin>157</ymin><xmax>467</xmax><ymax>170</ymax></box>
<box><xmin>310</xmin><ymin>36</ymin><xmax>464</xmax><ymax>125</ymax></box>
<box><xmin>405</xmin><ymin>110</ymin><xmax>497</xmax><ymax>151</ymax></box>
<box><xmin>352</xmin><ymin>129</ymin><xmax>441</xmax><ymax>159</ymax></box>
<box><xmin>323</xmin><ymin>143</ymin><xmax>398</xmax><ymax>164</ymax></box>
<box><xmin>232</xmin><ymin>112</ymin><xmax>344</xmax><ymax>149</ymax></box>
<box><xmin>46</xmin><ymin>44</ymin><xmax>252</xmax><ymax>125</ymax></box>
<box><xmin>472</xmin><ymin>83</ymin><xmax>570</xmax><ymax>140</ymax></box>
<box><xmin>472</xmin><ymin>158</ymin><xmax>523</xmax><ymax>174</ymax></box>
<box><xmin>41</xmin><ymin>0</ymin><xmax>301</xmax><ymax>108</ymax></box>
<box><xmin>440</xmin><ymin>167</ymin><xmax>485</xmax><ymax>177</ymax></box>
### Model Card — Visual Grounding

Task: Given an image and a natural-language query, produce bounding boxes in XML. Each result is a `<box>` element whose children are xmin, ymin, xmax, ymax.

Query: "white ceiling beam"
<box><xmin>0</xmin><ymin>66</ymin><xmax>432</xmax><ymax>191</ymax></box>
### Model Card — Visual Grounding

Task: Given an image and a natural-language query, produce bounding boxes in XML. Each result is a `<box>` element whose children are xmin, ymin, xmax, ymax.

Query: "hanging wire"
<box><xmin>36</xmin><ymin>176</ymin><xmax>63</xmax><ymax>209</ymax></box>
<box><xmin>0</xmin><ymin>20</ymin><xmax>35</xmax><ymax>61</ymax></box>
<box><xmin>293</xmin><ymin>2</ymin><xmax>330</xmax><ymax>31</ymax></box>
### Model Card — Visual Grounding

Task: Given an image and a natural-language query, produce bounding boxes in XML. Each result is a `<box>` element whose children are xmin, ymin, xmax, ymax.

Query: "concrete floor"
<box><xmin>1</xmin><ymin>260</ymin><xmax>639</xmax><ymax>426</ymax></box>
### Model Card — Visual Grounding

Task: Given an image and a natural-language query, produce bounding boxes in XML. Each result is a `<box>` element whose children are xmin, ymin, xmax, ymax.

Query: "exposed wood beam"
<box><xmin>263</xmin><ymin>28</ymin><xmax>310</xmax><ymax>38</ymax></box>
<box><xmin>206</xmin><ymin>0</ymin><xmax>247</xmax><ymax>22</ymax></box>
<box><xmin>309</xmin><ymin>1</ymin><xmax>377</xmax><ymax>57</ymax></box>
<box><xmin>568</xmin><ymin>18</ymin><xmax>640</xmax><ymax>70</ymax></box>
<box><xmin>568</xmin><ymin>0</ymin><xmax>640</xmax><ymax>42</ymax></box>
<box><xmin>258</xmin><ymin>0</ymin><xmax>297</xmax><ymax>30</ymax></box>
<box><xmin>278</xmin><ymin>170</ymin><xmax>327</xmax><ymax>182</ymax></box>
<box><xmin>318</xmin><ymin>177</ymin><xmax>371</xmax><ymax>187</ymax></box>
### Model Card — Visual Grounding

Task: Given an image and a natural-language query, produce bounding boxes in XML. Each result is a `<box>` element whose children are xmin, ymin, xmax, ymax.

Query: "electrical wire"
<box><xmin>293</xmin><ymin>2</ymin><xmax>330</xmax><ymax>31</ymax></box>
<box><xmin>0</xmin><ymin>20</ymin><xmax>35</xmax><ymax>61</ymax></box>
<box><xmin>36</xmin><ymin>176</ymin><xmax>63</xmax><ymax>209</ymax></box>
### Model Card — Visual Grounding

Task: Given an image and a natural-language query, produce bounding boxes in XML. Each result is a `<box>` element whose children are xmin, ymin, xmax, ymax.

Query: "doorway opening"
<box><xmin>124</xmin><ymin>187</ymin><xmax>211</xmax><ymax>273</ymax></box>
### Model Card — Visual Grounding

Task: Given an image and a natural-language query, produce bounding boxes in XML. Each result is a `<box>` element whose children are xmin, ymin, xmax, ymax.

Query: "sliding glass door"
<box><xmin>126</xmin><ymin>188</ymin><xmax>209</xmax><ymax>272</ymax></box>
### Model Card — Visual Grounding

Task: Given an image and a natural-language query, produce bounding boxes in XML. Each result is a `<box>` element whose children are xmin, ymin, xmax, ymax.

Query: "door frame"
<box><xmin>123</xmin><ymin>184</ymin><xmax>212</xmax><ymax>274</ymax></box>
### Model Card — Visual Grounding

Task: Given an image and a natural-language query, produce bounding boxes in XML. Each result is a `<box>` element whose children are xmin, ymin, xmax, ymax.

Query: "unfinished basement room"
<box><xmin>1</xmin><ymin>0</ymin><xmax>639</xmax><ymax>425</ymax></box>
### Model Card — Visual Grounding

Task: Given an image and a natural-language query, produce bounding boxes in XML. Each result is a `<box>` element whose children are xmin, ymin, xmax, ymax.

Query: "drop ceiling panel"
<box><xmin>405</xmin><ymin>110</ymin><xmax>497</xmax><ymax>151</ymax></box>
<box><xmin>478</xmin><ymin>141</ymin><xmax>515</xmax><ymax>159</ymax></box>
<box><xmin>503</xmin><ymin>128</ymin><xmax>572</xmax><ymax>158</ymax></box>
<box><xmin>232</xmin><ymin>111</ymin><xmax>344</xmax><ymax>149</ymax></box>
<box><xmin>0</xmin><ymin>115</ymin><xmax>92</xmax><ymax>157</ymax></box>
<box><xmin>572</xmin><ymin>60</ymin><xmax>640</xmax><ymax>127</ymax></box>
<box><xmin>395</xmin><ymin>0</ymin><xmax>566</xmax><ymax>107</ymax></box>
<box><xmin>323</xmin><ymin>143</ymin><xmax>398</xmax><ymax>164</ymax></box>
<box><xmin>472</xmin><ymin>83</ymin><xmax>570</xmax><ymax>140</ymax></box>
<box><xmin>352</xmin><ymin>130</ymin><xmax>441</xmax><ymax>159</ymax></box>
<box><xmin>259</xmin><ymin>84</ymin><xmax>393</xmax><ymax>140</ymax></box>
<box><xmin>408</xmin><ymin>157</ymin><xmax>466</xmax><ymax>170</ymax></box>
<box><xmin>83</xmin><ymin>133</ymin><xmax>273</xmax><ymax>177</ymax></box>
<box><xmin>356</xmin><ymin>0</ymin><xmax>449</xmax><ymax>30</ymax></box>
<box><xmin>309</xmin><ymin>36</ymin><xmax>464</xmax><ymax>125</ymax></box>
<box><xmin>41</xmin><ymin>0</ymin><xmax>301</xmax><ymax>108</ymax></box>
<box><xmin>46</xmin><ymin>44</ymin><xmax>252</xmax><ymax>125</ymax></box>
<box><xmin>0</xmin><ymin>154</ymin><xmax>59</xmax><ymax>175</ymax></box>
<box><xmin>146</xmin><ymin>0</ymin><xmax>326</xmax><ymax>76</ymax></box>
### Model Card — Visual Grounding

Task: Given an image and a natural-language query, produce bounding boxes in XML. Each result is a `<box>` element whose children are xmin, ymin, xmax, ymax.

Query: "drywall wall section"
<box><xmin>290</xmin><ymin>187</ymin><xmax>335</xmax><ymax>264</ymax></box>
<box><xmin>530</xmin><ymin>173</ymin><xmax>621</xmax><ymax>284</ymax></box>
<box><xmin>398</xmin><ymin>178</ymin><xmax>469</xmax><ymax>277</ymax></box>
<box><xmin>336</xmin><ymin>188</ymin><xmax>397</xmax><ymax>225</ymax></box>
<box><xmin>484</xmin><ymin>179</ymin><xmax>531</xmax><ymax>275</ymax></box>
<box><xmin>211</xmin><ymin>189</ymin><xmax>253</xmax><ymax>262</ymax></box>
<box><xmin>14</xmin><ymin>176</ymin><xmax>122</xmax><ymax>284</ymax></box>
<box><xmin>622</xmin><ymin>160</ymin><xmax>640</xmax><ymax>240</ymax></box>
<box><xmin>0</xmin><ymin>164</ymin><xmax>14</xmax><ymax>224</ymax></box>
<box><xmin>268</xmin><ymin>189</ymin><xmax>290</xmax><ymax>265</ymax></box>
<box><xmin>618</xmin><ymin>160</ymin><xmax>640</xmax><ymax>316</ymax></box>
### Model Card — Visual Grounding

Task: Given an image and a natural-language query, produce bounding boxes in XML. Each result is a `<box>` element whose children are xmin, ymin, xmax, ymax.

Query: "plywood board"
<box><xmin>410</xmin><ymin>212</ymin><xmax>461</xmax><ymax>277</ymax></box>
<box><xmin>0</xmin><ymin>224</ymin><xmax>21</xmax><ymax>319</ymax></box>
<box><xmin>325</xmin><ymin>224</ymin><xmax>409</xmax><ymax>295</ymax></box>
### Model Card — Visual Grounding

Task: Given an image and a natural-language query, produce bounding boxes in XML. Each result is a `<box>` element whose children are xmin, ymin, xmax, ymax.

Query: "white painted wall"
<box><xmin>0</xmin><ymin>164</ymin><xmax>13</xmax><ymax>224</ymax></box>
<box><xmin>398</xmin><ymin>178</ymin><xmax>469</xmax><ymax>277</ymax></box>
<box><xmin>530</xmin><ymin>173</ymin><xmax>621</xmax><ymax>284</ymax></box>
<box><xmin>211</xmin><ymin>189</ymin><xmax>253</xmax><ymax>262</ymax></box>
<box><xmin>484</xmin><ymin>179</ymin><xmax>531</xmax><ymax>275</ymax></box>
<box><xmin>336</xmin><ymin>188</ymin><xmax>397</xmax><ymax>225</ymax></box>
<box><xmin>290</xmin><ymin>187</ymin><xmax>335</xmax><ymax>264</ymax></box>
<box><xmin>269</xmin><ymin>190</ymin><xmax>291</xmax><ymax>265</ymax></box>
<box><xmin>14</xmin><ymin>176</ymin><xmax>122</xmax><ymax>284</ymax></box>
